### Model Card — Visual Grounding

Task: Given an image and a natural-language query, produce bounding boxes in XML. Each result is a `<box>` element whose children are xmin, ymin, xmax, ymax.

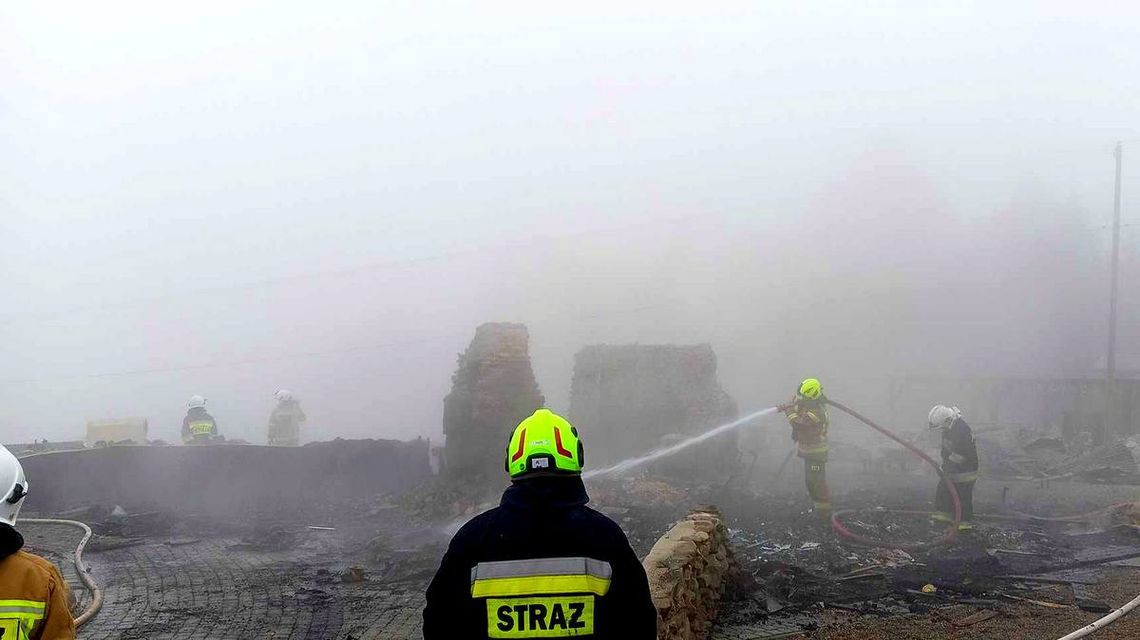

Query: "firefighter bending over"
<box><xmin>928</xmin><ymin>405</ymin><xmax>978</xmax><ymax>531</ymax></box>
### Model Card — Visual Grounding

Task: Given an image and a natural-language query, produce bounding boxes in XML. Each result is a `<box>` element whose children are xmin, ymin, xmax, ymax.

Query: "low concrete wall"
<box><xmin>20</xmin><ymin>439</ymin><xmax>431</xmax><ymax>518</ymax></box>
<box><xmin>642</xmin><ymin>508</ymin><xmax>730</xmax><ymax>640</ymax></box>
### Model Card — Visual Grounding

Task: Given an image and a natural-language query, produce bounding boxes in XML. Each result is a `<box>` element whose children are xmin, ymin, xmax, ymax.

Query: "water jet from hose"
<box><xmin>583</xmin><ymin>407</ymin><xmax>780</xmax><ymax>480</ymax></box>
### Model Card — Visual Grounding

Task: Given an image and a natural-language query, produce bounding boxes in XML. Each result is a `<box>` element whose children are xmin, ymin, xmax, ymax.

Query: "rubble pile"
<box><xmin>591</xmin><ymin>476</ymin><xmax>691</xmax><ymax>508</ymax></box>
<box><xmin>570</xmin><ymin>344</ymin><xmax>738</xmax><ymax>476</ymax></box>
<box><xmin>442</xmin><ymin>323</ymin><xmax>544</xmax><ymax>488</ymax></box>
<box><xmin>643</xmin><ymin>508</ymin><xmax>731</xmax><ymax>640</ymax></box>
<box><xmin>717</xmin><ymin>497</ymin><xmax>1140</xmax><ymax>637</ymax></box>
<box><xmin>977</xmin><ymin>424</ymin><xmax>1140</xmax><ymax>484</ymax></box>
<box><xmin>397</xmin><ymin>478</ymin><xmax>488</xmax><ymax>520</ymax></box>
<box><xmin>1110</xmin><ymin>500</ymin><xmax>1140</xmax><ymax>528</ymax></box>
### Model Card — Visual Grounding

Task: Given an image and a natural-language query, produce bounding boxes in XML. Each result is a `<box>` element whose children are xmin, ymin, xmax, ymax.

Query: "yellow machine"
<box><xmin>85</xmin><ymin>418</ymin><xmax>148</xmax><ymax>447</ymax></box>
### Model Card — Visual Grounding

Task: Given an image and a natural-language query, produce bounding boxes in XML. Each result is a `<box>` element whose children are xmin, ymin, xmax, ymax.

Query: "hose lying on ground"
<box><xmin>825</xmin><ymin>399</ymin><xmax>962</xmax><ymax>549</ymax></box>
<box><xmin>1054</xmin><ymin>591</ymin><xmax>1140</xmax><ymax>640</ymax></box>
<box><xmin>22</xmin><ymin>518</ymin><xmax>103</xmax><ymax>628</ymax></box>
<box><xmin>869</xmin><ymin>508</ymin><xmax>1108</xmax><ymax>525</ymax></box>
<box><xmin>800</xmin><ymin>400</ymin><xmax>1140</xmax><ymax>636</ymax></box>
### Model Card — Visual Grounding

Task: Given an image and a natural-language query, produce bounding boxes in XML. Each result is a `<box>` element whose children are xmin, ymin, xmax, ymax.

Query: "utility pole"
<box><xmin>1105</xmin><ymin>142</ymin><xmax>1123</xmax><ymax>442</ymax></box>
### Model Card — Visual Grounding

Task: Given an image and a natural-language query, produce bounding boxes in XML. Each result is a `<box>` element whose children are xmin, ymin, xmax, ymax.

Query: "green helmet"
<box><xmin>505</xmin><ymin>409</ymin><xmax>584</xmax><ymax>478</ymax></box>
<box><xmin>798</xmin><ymin>378</ymin><xmax>823</xmax><ymax>401</ymax></box>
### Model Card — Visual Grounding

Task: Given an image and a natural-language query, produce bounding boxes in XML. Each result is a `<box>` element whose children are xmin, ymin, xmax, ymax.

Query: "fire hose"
<box><xmin>822</xmin><ymin>401</ymin><xmax>1140</xmax><ymax>637</ymax></box>
<box><xmin>825</xmin><ymin>399</ymin><xmax>963</xmax><ymax>549</ymax></box>
<box><xmin>22</xmin><ymin>518</ymin><xmax>103</xmax><ymax>628</ymax></box>
<box><xmin>1054</xmin><ymin>592</ymin><xmax>1140</xmax><ymax>640</ymax></box>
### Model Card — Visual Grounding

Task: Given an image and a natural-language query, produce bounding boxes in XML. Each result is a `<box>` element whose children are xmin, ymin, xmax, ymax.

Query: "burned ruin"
<box><xmin>570</xmin><ymin>344</ymin><xmax>739</xmax><ymax>478</ymax></box>
<box><xmin>441</xmin><ymin>323</ymin><xmax>545</xmax><ymax>488</ymax></box>
<box><xmin>12</xmin><ymin>330</ymin><xmax>1140</xmax><ymax>640</ymax></box>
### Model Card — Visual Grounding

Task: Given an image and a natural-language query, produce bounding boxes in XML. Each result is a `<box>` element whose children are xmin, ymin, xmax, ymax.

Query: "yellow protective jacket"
<box><xmin>0</xmin><ymin>547</ymin><xmax>75</xmax><ymax>640</ymax></box>
<box><xmin>267</xmin><ymin>402</ymin><xmax>306</xmax><ymax>446</ymax></box>
<box><xmin>785</xmin><ymin>400</ymin><xmax>829</xmax><ymax>460</ymax></box>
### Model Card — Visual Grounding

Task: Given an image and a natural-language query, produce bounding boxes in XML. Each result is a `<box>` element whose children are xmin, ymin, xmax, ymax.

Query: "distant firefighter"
<box><xmin>928</xmin><ymin>405</ymin><xmax>979</xmax><ymax>531</ymax></box>
<box><xmin>181</xmin><ymin>395</ymin><xmax>219</xmax><ymax>445</ymax></box>
<box><xmin>779</xmin><ymin>378</ymin><xmax>831</xmax><ymax>522</ymax></box>
<box><xmin>267</xmin><ymin>389</ymin><xmax>306</xmax><ymax>447</ymax></box>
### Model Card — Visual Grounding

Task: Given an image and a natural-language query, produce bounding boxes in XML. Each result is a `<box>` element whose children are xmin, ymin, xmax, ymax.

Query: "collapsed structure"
<box><xmin>442</xmin><ymin>323</ymin><xmax>545</xmax><ymax>487</ymax></box>
<box><xmin>15</xmin><ymin>322</ymin><xmax>1140</xmax><ymax>639</ymax></box>
<box><xmin>570</xmin><ymin>344</ymin><xmax>738</xmax><ymax>477</ymax></box>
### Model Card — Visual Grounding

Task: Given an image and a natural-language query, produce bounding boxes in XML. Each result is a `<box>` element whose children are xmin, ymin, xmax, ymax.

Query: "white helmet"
<box><xmin>188</xmin><ymin>395</ymin><xmax>207</xmax><ymax>409</ymax></box>
<box><xmin>274</xmin><ymin>390</ymin><xmax>293</xmax><ymax>403</ymax></box>
<box><xmin>0</xmin><ymin>446</ymin><xmax>28</xmax><ymax>526</ymax></box>
<box><xmin>928</xmin><ymin>405</ymin><xmax>961</xmax><ymax>430</ymax></box>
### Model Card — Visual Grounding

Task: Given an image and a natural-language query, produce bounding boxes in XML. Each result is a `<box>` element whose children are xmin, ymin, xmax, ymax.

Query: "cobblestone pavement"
<box><xmin>78</xmin><ymin>536</ymin><xmax>428</xmax><ymax>639</ymax></box>
<box><xmin>21</xmin><ymin>521</ymin><xmax>95</xmax><ymax>618</ymax></box>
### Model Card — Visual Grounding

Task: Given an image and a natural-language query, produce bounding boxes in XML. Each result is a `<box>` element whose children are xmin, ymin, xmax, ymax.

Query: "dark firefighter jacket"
<box><xmin>941</xmin><ymin>418</ymin><xmax>979</xmax><ymax>482</ymax></box>
<box><xmin>181</xmin><ymin>407</ymin><xmax>217</xmax><ymax>444</ymax></box>
<box><xmin>423</xmin><ymin>475</ymin><xmax>657</xmax><ymax>640</ymax></box>
<box><xmin>0</xmin><ymin>524</ymin><xmax>75</xmax><ymax>639</ymax></box>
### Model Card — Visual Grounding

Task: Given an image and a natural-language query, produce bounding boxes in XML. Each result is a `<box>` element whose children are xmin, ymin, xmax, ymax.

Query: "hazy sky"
<box><xmin>2</xmin><ymin>2</ymin><xmax>1138</xmax><ymax>444</ymax></box>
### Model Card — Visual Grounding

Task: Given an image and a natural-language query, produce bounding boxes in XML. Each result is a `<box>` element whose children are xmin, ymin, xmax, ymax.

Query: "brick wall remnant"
<box><xmin>642</xmin><ymin>508</ymin><xmax>731</xmax><ymax>640</ymax></box>
<box><xmin>570</xmin><ymin>344</ymin><xmax>738</xmax><ymax>475</ymax></box>
<box><xmin>442</xmin><ymin>323</ymin><xmax>545</xmax><ymax>486</ymax></box>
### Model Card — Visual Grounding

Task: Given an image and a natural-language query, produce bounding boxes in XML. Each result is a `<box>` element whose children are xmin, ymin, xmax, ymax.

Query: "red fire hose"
<box><xmin>826</xmin><ymin>399</ymin><xmax>963</xmax><ymax>549</ymax></box>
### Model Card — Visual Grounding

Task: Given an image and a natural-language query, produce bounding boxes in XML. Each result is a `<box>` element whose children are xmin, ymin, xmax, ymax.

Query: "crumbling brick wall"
<box><xmin>642</xmin><ymin>508</ymin><xmax>730</xmax><ymax>640</ymax></box>
<box><xmin>442</xmin><ymin>323</ymin><xmax>545</xmax><ymax>487</ymax></box>
<box><xmin>570</xmin><ymin>344</ymin><xmax>738</xmax><ymax>476</ymax></box>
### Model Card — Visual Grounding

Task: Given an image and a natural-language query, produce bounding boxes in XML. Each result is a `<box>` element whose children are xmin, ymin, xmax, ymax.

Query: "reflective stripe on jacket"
<box><xmin>0</xmin><ymin>549</ymin><xmax>75</xmax><ymax>639</ymax></box>
<box><xmin>423</xmin><ymin>476</ymin><xmax>656</xmax><ymax>639</ymax></box>
<box><xmin>787</xmin><ymin>402</ymin><xmax>829</xmax><ymax>459</ymax></box>
<box><xmin>470</xmin><ymin>557</ymin><xmax>613</xmax><ymax>636</ymax></box>
<box><xmin>181</xmin><ymin>407</ymin><xmax>218</xmax><ymax>443</ymax></box>
<box><xmin>945</xmin><ymin>470</ymin><xmax>978</xmax><ymax>483</ymax></box>
<box><xmin>471</xmin><ymin>557</ymin><xmax>613</xmax><ymax>598</ymax></box>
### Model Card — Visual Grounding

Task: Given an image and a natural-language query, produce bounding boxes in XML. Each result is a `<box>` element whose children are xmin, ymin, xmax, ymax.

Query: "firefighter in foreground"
<box><xmin>181</xmin><ymin>395</ymin><xmax>219</xmax><ymax>445</ymax></box>
<box><xmin>267</xmin><ymin>389</ymin><xmax>306</xmax><ymax>446</ymax></box>
<box><xmin>0</xmin><ymin>445</ymin><xmax>76</xmax><ymax>639</ymax></box>
<box><xmin>779</xmin><ymin>378</ymin><xmax>831</xmax><ymax>521</ymax></box>
<box><xmin>928</xmin><ymin>405</ymin><xmax>979</xmax><ymax>531</ymax></box>
<box><xmin>423</xmin><ymin>409</ymin><xmax>656</xmax><ymax>639</ymax></box>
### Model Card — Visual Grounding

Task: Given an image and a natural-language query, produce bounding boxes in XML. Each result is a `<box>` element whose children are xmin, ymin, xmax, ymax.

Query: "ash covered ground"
<box><xmin>26</xmin><ymin>447</ymin><xmax>1137</xmax><ymax>639</ymax></box>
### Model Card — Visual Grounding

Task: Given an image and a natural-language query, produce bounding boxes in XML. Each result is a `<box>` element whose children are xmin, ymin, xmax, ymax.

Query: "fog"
<box><xmin>1</xmin><ymin>2</ymin><xmax>1137</xmax><ymax>445</ymax></box>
